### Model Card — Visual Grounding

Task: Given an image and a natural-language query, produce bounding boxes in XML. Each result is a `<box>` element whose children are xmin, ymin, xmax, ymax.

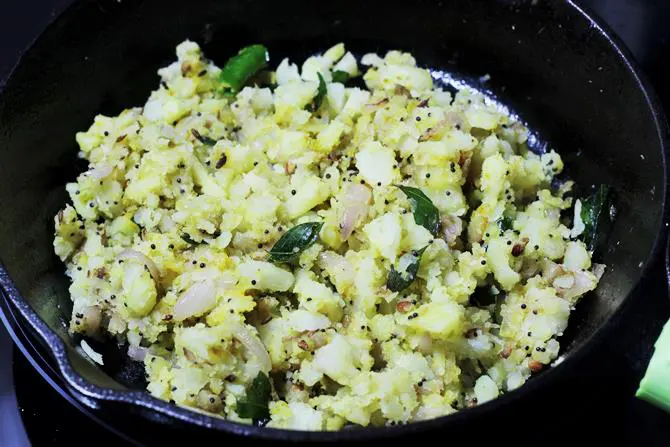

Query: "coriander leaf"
<box><xmin>191</xmin><ymin>129</ymin><xmax>217</xmax><ymax>146</ymax></box>
<box><xmin>387</xmin><ymin>246</ymin><xmax>427</xmax><ymax>292</ymax></box>
<box><xmin>219</xmin><ymin>44</ymin><xmax>269</xmax><ymax>95</ymax></box>
<box><xmin>580</xmin><ymin>185</ymin><xmax>615</xmax><ymax>252</ymax></box>
<box><xmin>305</xmin><ymin>72</ymin><xmax>327</xmax><ymax>113</ymax></box>
<box><xmin>268</xmin><ymin>222</ymin><xmax>323</xmax><ymax>263</ymax></box>
<box><xmin>236</xmin><ymin>372</ymin><xmax>271</xmax><ymax>424</ymax></box>
<box><xmin>396</xmin><ymin>185</ymin><xmax>440</xmax><ymax>236</ymax></box>
<box><xmin>331</xmin><ymin>70</ymin><xmax>351</xmax><ymax>84</ymax></box>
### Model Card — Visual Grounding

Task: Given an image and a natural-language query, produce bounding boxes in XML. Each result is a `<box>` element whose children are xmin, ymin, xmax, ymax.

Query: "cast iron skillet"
<box><xmin>0</xmin><ymin>0</ymin><xmax>667</xmax><ymax>442</ymax></box>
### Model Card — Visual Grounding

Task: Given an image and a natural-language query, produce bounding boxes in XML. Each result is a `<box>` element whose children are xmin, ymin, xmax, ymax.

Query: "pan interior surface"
<box><xmin>0</xmin><ymin>0</ymin><xmax>665</xmax><ymax>439</ymax></box>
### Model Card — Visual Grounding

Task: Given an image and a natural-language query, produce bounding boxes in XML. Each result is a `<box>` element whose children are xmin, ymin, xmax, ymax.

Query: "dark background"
<box><xmin>1</xmin><ymin>0</ymin><xmax>669</xmax><ymax>445</ymax></box>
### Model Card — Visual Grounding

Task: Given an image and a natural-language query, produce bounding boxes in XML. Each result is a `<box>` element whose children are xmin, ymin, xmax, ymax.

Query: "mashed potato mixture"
<box><xmin>53</xmin><ymin>41</ymin><xmax>603</xmax><ymax>430</ymax></box>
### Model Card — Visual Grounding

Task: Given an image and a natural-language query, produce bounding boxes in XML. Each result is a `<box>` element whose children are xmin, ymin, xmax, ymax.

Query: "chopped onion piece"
<box><xmin>230</xmin><ymin>321</ymin><xmax>272</xmax><ymax>373</ymax></box>
<box><xmin>593</xmin><ymin>263</ymin><xmax>606</xmax><ymax>280</ymax></box>
<box><xmin>440</xmin><ymin>214</ymin><xmax>463</xmax><ymax>246</ymax></box>
<box><xmin>553</xmin><ymin>274</ymin><xmax>576</xmax><ymax>289</ymax></box>
<box><xmin>555</xmin><ymin>270</ymin><xmax>596</xmax><ymax>301</ymax></box>
<box><xmin>118</xmin><ymin>249</ymin><xmax>161</xmax><ymax>283</ymax></box>
<box><xmin>128</xmin><ymin>345</ymin><xmax>148</xmax><ymax>362</ymax></box>
<box><xmin>541</xmin><ymin>260</ymin><xmax>565</xmax><ymax>282</ymax></box>
<box><xmin>80</xmin><ymin>340</ymin><xmax>104</xmax><ymax>365</ymax></box>
<box><xmin>339</xmin><ymin>184</ymin><xmax>371</xmax><ymax>239</ymax></box>
<box><xmin>173</xmin><ymin>280</ymin><xmax>217</xmax><ymax>321</ymax></box>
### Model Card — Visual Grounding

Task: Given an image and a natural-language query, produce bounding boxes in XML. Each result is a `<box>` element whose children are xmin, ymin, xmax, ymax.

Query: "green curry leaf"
<box><xmin>235</xmin><ymin>372</ymin><xmax>271</xmax><ymax>424</ymax></box>
<box><xmin>331</xmin><ymin>70</ymin><xmax>351</xmax><ymax>84</ymax></box>
<box><xmin>579</xmin><ymin>185</ymin><xmax>615</xmax><ymax>252</ymax></box>
<box><xmin>305</xmin><ymin>72</ymin><xmax>327</xmax><ymax>113</ymax></box>
<box><xmin>268</xmin><ymin>222</ymin><xmax>323</xmax><ymax>263</ymax></box>
<box><xmin>396</xmin><ymin>185</ymin><xmax>440</xmax><ymax>236</ymax></box>
<box><xmin>190</xmin><ymin>129</ymin><xmax>217</xmax><ymax>146</ymax></box>
<box><xmin>386</xmin><ymin>246</ymin><xmax>427</xmax><ymax>292</ymax></box>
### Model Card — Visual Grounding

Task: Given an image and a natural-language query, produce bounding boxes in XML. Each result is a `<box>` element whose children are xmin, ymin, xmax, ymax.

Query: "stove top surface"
<box><xmin>1</xmin><ymin>0</ymin><xmax>670</xmax><ymax>445</ymax></box>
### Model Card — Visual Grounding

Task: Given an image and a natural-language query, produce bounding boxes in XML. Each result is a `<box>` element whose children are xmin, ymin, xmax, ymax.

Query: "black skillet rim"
<box><xmin>0</xmin><ymin>285</ymin><xmax>145</xmax><ymax>447</ymax></box>
<box><xmin>0</xmin><ymin>0</ymin><xmax>668</xmax><ymax>441</ymax></box>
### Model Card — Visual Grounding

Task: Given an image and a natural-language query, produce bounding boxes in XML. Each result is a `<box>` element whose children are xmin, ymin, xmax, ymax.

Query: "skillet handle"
<box><xmin>636</xmin><ymin>319</ymin><xmax>670</xmax><ymax>412</ymax></box>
